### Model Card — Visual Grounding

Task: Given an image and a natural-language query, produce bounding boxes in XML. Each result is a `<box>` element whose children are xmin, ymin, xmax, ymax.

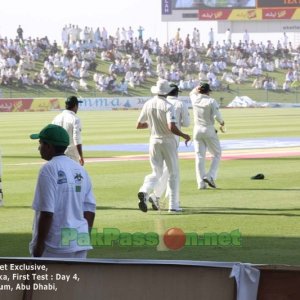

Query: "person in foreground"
<box><xmin>29</xmin><ymin>124</ymin><xmax>96</xmax><ymax>258</ymax></box>
<box><xmin>52</xmin><ymin>95</ymin><xmax>84</xmax><ymax>165</ymax></box>
<box><xmin>189</xmin><ymin>83</ymin><xmax>225</xmax><ymax>189</ymax></box>
<box><xmin>137</xmin><ymin>79</ymin><xmax>190</xmax><ymax>213</ymax></box>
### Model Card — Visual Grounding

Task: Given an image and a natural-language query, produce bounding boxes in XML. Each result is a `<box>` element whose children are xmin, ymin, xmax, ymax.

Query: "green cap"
<box><xmin>30</xmin><ymin>124</ymin><xmax>70</xmax><ymax>146</ymax></box>
<box><xmin>199</xmin><ymin>83</ymin><xmax>212</xmax><ymax>93</ymax></box>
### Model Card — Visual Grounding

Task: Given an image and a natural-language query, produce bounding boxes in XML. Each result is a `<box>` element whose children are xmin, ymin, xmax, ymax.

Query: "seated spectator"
<box><xmin>79</xmin><ymin>78</ymin><xmax>88</xmax><ymax>90</ymax></box>
<box><xmin>283</xmin><ymin>80</ymin><xmax>290</xmax><ymax>92</ymax></box>
<box><xmin>71</xmin><ymin>80</ymin><xmax>79</xmax><ymax>92</ymax></box>
<box><xmin>113</xmin><ymin>78</ymin><xmax>128</xmax><ymax>95</ymax></box>
<box><xmin>252</xmin><ymin>76</ymin><xmax>263</xmax><ymax>89</ymax></box>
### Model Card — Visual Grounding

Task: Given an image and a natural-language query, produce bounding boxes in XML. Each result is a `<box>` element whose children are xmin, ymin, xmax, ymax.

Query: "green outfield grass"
<box><xmin>0</xmin><ymin>108</ymin><xmax>300</xmax><ymax>265</ymax></box>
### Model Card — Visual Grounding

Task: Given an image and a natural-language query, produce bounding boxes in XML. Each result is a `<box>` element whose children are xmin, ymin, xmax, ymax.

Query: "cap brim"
<box><xmin>78</xmin><ymin>100</ymin><xmax>83</xmax><ymax>103</ymax></box>
<box><xmin>30</xmin><ymin>133</ymin><xmax>40</xmax><ymax>140</ymax></box>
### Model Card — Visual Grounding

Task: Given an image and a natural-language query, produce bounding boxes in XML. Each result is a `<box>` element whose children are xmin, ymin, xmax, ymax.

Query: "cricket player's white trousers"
<box><xmin>193</xmin><ymin>126</ymin><xmax>222</xmax><ymax>187</ymax></box>
<box><xmin>139</xmin><ymin>137</ymin><xmax>180</xmax><ymax>210</ymax></box>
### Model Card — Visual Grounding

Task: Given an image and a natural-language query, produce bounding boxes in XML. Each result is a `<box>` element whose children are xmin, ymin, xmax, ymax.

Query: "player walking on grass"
<box><xmin>137</xmin><ymin>79</ymin><xmax>190</xmax><ymax>213</ymax></box>
<box><xmin>29</xmin><ymin>124</ymin><xmax>96</xmax><ymax>258</ymax></box>
<box><xmin>190</xmin><ymin>83</ymin><xmax>225</xmax><ymax>189</ymax></box>
<box><xmin>52</xmin><ymin>95</ymin><xmax>84</xmax><ymax>165</ymax></box>
<box><xmin>148</xmin><ymin>83</ymin><xmax>190</xmax><ymax>209</ymax></box>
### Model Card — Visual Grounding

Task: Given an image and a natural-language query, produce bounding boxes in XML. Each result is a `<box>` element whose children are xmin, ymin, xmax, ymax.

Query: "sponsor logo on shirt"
<box><xmin>74</xmin><ymin>172</ymin><xmax>83</xmax><ymax>192</ymax></box>
<box><xmin>57</xmin><ymin>170</ymin><xmax>67</xmax><ymax>184</ymax></box>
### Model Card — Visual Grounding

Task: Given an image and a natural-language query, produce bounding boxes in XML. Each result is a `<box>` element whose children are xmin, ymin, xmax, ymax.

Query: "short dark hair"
<box><xmin>168</xmin><ymin>84</ymin><xmax>180</xmax><ymax>96</ymax></box>
<box><xmin>65</xmin><ymin>95</ymin><xmax>82</xmax><ymax>109</ymax></box>
<box><xmin>53</xmin><ymin>144</ymin><xmax>68</xmax><ymax>154</ymax></box>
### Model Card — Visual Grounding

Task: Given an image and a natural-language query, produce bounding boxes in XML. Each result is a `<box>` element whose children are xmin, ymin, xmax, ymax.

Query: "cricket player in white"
<box><xmin>137</xmin><ymin>79</ymin><xmax>190</xmax><ymax>212</ymax></box>
<box><xmin>52</xmin><ymin>96</ymin><xmax>84</xmax><ymax>165</ymax></box>
<box><xmin>149</xmin><ymin>84</ymin><xmax>190</xmax><ymax>207</ymax></box>
<box><xmin>190</xmin><ymin>83</ymin><xmax>225</xmax><ymax>189</ymax></box>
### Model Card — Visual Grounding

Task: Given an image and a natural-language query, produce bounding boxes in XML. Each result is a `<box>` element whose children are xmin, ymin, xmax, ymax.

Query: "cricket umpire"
<box><xmin>136</xmin><ymin>79</ymin><xmax>190</xmax><ymax>212</ymax></box>
<box><xmin>190</xmin><ymin>83</ymin><xmax>225</xmax><ymax>189</ymax></box>
<box><xmin>52</xmin><ymin>95</ymin><xmax>84</xmax><ymax>165</ymax></box>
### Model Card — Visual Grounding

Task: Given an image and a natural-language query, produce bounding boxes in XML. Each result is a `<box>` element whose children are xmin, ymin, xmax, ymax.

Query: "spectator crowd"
<box><xmin>1</xmin><ymin>25</ymin><xmax>300</xmax><ymax>95</ymax></box>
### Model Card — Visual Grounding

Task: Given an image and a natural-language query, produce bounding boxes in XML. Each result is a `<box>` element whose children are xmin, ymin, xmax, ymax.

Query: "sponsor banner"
<box><xmin>78</xmin><ymin>97</ymin><xmax>192</xmax><ymax>110</ymax></box>
<box><xmin>0</xmin><ymin>97</ymin><xmax>192</xmax><ymax>112</ymax></box>
<box><xmin>0</xmin><ymin>99</ymin><xmax>33</xmax><ymax>112</ymax></box>
<box><xmin>199</xmin><ymin>8</ymin><xmax>300</xmax><ymax>20</ymax></box>
<box><xmin>262</xmin><ymin>8</ymin><xmax>300</xmax><ymax>19</ymax></box>
<box><xmin>162</xmin><ymin>0</ymin><xmax>172</xmax><ymax>15</ymax></box>
<box><xmin>29</xmin><ymin>98</ymin><xmax>64</xmax><ymax>111</ymax></box>
<box><xmin>199</xmin><ymin>9</ymin><xmax>232</xmax><ymax>20</ymax></box>
<box><xmin>199</xmin><ymin>8</ymin><xmax>262</xmax><ymax>20</ymax></box>
<box><xmin>228</xmin><ymin>8</ymin><xmax>262</xmax><ymax>20</ymax></box>
<box><xmin>257</xmin><ymin>0</ymin><xmax>300</xmax><ymax>8</ymax></box>
<box><xmin>78</xmin><ymin>97</ymin><xmax>146</xmax><ymax>111</ymax></box>
<box><xmin>0</xmin><ymin>98</ymin><xmax>64</xmax><ymax>112</ymax></box>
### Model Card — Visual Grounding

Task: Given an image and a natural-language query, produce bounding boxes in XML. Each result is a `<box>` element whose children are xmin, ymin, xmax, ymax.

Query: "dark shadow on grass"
<box><xmin>0</xmin><ymin>233</ymin><xmax>299</xmax><ymax>265</ymax></box>
<box><xmin>162</xmin><ymin>208</ymin><xmax>300</xmax><ymax>217</ymax></box>
<box><xmin>96</xmin><ymin>206</ymin><xmax>139</xmax><ymax>211</ymax></box>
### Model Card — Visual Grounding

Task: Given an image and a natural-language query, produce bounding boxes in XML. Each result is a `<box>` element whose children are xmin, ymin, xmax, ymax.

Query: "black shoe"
<box><xmin>138</xmin><ymin>192</ymin><xmax>148</xmax><ymax>213</ymax></box>
<box><xmin>149</xmin><ymin>196</ymin><xmax>159</xmax><ymax>211</ymax></box>
<box><xmin>203</xmin><ymin>177</ymin><xmax>217</xmax><ymax>188</ymax></box>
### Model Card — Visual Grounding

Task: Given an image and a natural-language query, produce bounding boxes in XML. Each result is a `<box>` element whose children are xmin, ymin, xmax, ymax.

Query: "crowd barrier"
<box><xmin>0</xmin><ymin>97</ymin><xmax>192</xmax><ymax>112</ymax></box>
<box><xmin>0</xmin><ymin>258</ymin><xmax>299</xmax><ymax>300</ymax></box>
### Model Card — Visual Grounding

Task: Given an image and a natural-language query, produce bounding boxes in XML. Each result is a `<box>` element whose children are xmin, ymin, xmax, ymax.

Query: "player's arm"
<box><xmin>33</xmin><ymin>211</ymin><xmax>53</xmax><ymax>257</ymax></box>
<box><xmin>84</xmin><ymin>211</ymin><xmax>95</xmax><ymax>232</ymax></box>
<box><xmin>136</xmin><ymin>105</ymin><xmax>148</xmax><ymax>129</ymax></box>
<box><xmin>76</xmin><ymin>144</ymin><xmax>84</xmax><ymax>166</ymax></box>
<box><xmin>168</xmin><ymin>122</ymin><xmax>191</xmax><ymax>146</ymax></box>
<box><xmin>74</xmin><ymin>119</ymin><xmax>84</xmax><ymax>165</ymax></box>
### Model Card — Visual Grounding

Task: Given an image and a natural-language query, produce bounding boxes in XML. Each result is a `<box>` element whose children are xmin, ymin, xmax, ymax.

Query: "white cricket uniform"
<box><xmin>154</xmin><ymin>96</ymin><xmax>190</xmax><ymax>200</ymax></box>
<box><xmin>52</xmin><ymin>110</ymin><xmax>82</xmax><ymax>163</ymax></box>
<box><xmin>190</xmin><ymin>91</ymin><xmax>224</xmax><ymax>188</ymax></box>
<box><xmin>138</xmin><ymin>95</ymin><xmax>180</xmax><ymax>210</ymax></box>
<box><xmin>29</xmin><ymin>155</ymin><xmax>96</xmax><ymax>257</ymax></box>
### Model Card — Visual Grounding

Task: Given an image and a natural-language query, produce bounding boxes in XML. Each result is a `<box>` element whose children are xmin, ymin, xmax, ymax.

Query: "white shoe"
<box><xmin>199</xmin><ymin>182</ymin><xmax>207</xmax><ymax>190</ymax></box>
<box><xmin>168</xmin><ymin>207</ymin><xmax>183</xmax><ymax>213</ymax></box>
<box><xmin>149</xmin><ymin>194</ymin><xmax>160</xmax><ymax>211</ymax></box>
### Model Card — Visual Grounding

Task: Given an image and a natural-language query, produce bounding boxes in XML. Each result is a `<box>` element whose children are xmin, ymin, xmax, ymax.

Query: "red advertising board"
<box><xmin>263</xmin><ymin>8</ymin><xmax>297</xmax><ymax>19</ymax></box>
<box><xmin>199</xmin><ymin>9</ymin><xmax>232</xmax><ymax>20</ymax></box>
<box><xmin>0</xmin><ymin>99</ymin><xmax>33</xmax><ymax>112</ymax></box>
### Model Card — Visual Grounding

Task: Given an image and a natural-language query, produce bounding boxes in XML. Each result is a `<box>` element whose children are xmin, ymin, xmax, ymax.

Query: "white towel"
<box><xmin>230</xmin><ymin>263</ymin><xmax>260</xmax><ymax>300</ymax></box>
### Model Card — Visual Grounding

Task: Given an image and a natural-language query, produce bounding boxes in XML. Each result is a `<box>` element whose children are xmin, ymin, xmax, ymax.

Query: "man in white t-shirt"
<box><xmin>29</xmin><ymin>124</ymin><xmax>96</xmax><ymax>258</ymax></box>
<box><xmin>137</xmin><ymin>79</ymin><xmax>190</xmax><ymax>212</ymax></box>
<box><xmin>52</xmin><ymin>96</ymin><xmax>84</xmax><ymax>165</ymax></box>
